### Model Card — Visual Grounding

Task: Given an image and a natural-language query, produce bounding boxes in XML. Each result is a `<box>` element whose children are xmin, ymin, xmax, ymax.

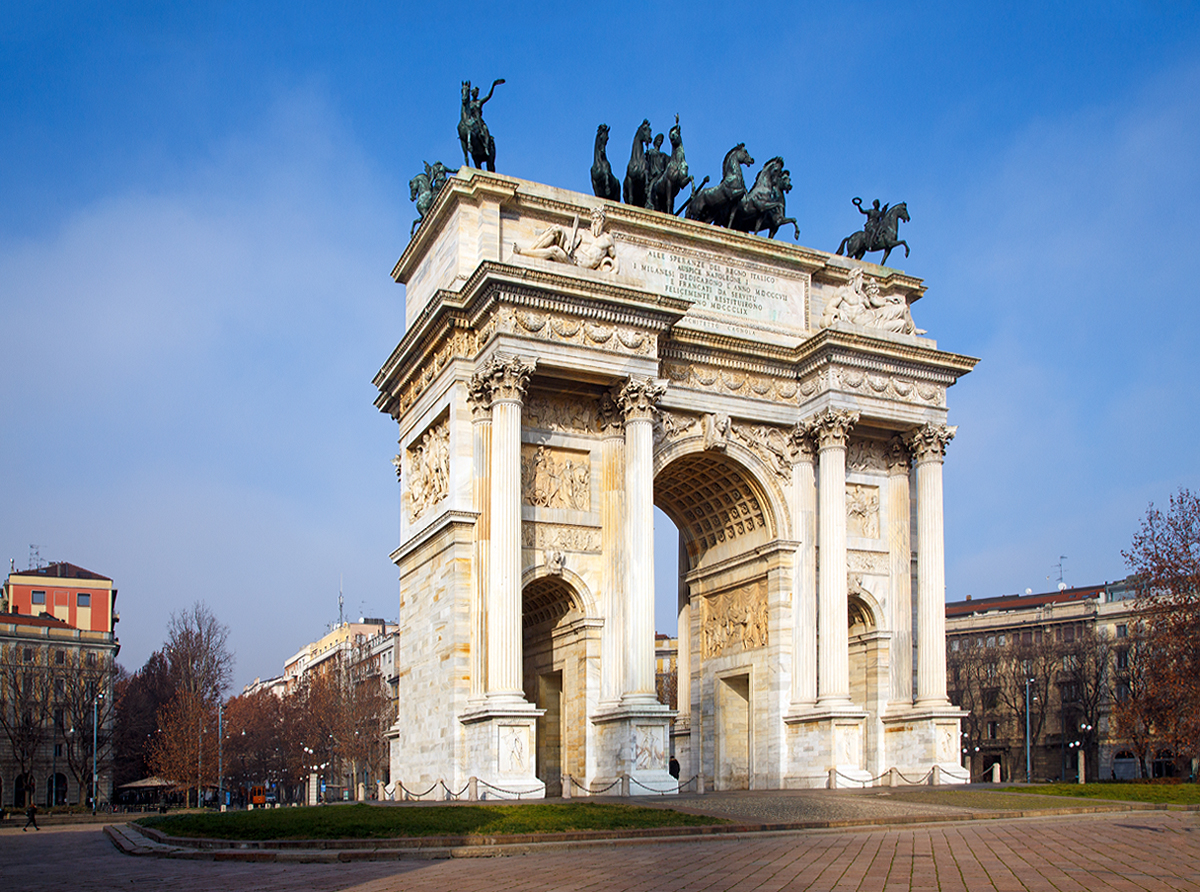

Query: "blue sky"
<box><xmin>2</xmin><ymin>2</ymin><xmax>1198</xmax><ymax>690</ymax></box>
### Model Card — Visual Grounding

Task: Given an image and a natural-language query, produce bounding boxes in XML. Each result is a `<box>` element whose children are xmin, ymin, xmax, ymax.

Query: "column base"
<box><xmin>459</xmin><ymin>702</ymin><xmax>546</xmax><ymax>800</ymax></box>
<box><xmin>881</xmin><ymin>706</ymin><xmax>969</xmax><ymax>785</ymax></box>
<box><xmin>590</xmin><ymin>703</ymin><xmax>677</xmax><ymax>796</ymax></box>
<box><xmin>784</xmin><ymin>706</ymin><xmax>869</xmax><ymax>788</ymax></box>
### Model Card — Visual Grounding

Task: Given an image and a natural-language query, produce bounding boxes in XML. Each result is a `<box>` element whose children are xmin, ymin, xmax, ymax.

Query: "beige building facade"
<box><xmin>374</xmin><ymin>171</ymin><xmax>976</xmax><ymax>796</ymax></box>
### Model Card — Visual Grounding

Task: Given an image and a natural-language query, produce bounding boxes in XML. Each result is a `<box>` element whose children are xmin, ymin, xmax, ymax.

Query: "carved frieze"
<box><xmin>654</xmin><ymin>410</ymin><xmax>701</xmax><ymax>449</ymax></box>
<box><xmin>523</xmin><ymin>391</ymin><xmax>598</xmax><ymax>434</ymax></box>
<box><xmin>390</xmin><ymin>328</ymin><xmax>477</xmax><ymax>417</ymax></box>
<box><xmin>847</xmin><ymin>438</ymin><xmax>887</xmax><ymax>473</ymax></box>
<box><xmin>847</xmin><ymin>549</ymin><xmax>889</xmax><ymax>575</ymax></box>
<box><xmin>846</xmin><ymin>484</ymin><xmax>880</xmax><ymax>539</ymax></box>
<box><xmin>661</xmin><ymin>358</ymin><xmax>798</xmax><ymax>404</ymax></box>
<box><xmin>729</xmin><ymin>422</ymin><xmax>793</xmax><ymax>481</ymax></box>
<box><xmin>521</xmin><ymin>522</ymin><xmax>601</xmax><ymax>553</ymax></box>
<box><xmin>521</xmin><ymin>445</ymin><xmax>591</xmax><ymax>510</ymax></box>
<box><xmin>405</xmin><ymin>418</ymin><xmax>450</xmax><ymax>522</ymax></box>
<box><xmin>797</xmin><ymin>368</ymin><xmax>945</xmax><ymax>408</ymax></box>
<box><xmin>499</xmin><ymin>306</ymin><xmax>656</xmax><ymax>356</ymax></box>
<box><xmin>700</xmin><ymin>581</ymin><xmax>768</xmax><ymax>658</ymax></box>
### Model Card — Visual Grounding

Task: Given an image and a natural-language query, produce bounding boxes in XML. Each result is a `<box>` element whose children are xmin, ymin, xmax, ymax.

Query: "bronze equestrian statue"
<box><xmin>458</xmin><ymin>78</ymin><xmax>504</xmax><ymax>171</ymax></box>
<box><xmin>591</xmin><ymin>124</ymin><xmax>620</xmax><ymax>202</ymax></box>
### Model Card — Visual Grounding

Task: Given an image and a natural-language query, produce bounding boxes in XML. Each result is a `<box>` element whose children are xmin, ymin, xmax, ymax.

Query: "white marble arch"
<box><xmin>652</xmin><ymin>436</ymin><xmax>794</xmax><ymax>789</ymax></box>
<box><xmin>375</xmin><ymin>171</ymin><xmax>976</xmax><ymax>795</ymax></box>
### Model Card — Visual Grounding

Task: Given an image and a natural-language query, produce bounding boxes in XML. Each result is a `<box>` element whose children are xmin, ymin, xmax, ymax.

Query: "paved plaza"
<box><xmin>3</xmin><ymin>805</ymin><xmax>1199</xmax><ymax>891</ymax></box>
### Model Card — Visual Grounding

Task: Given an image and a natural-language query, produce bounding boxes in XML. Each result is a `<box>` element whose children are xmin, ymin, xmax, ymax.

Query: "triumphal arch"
<box><xmin>374</xmin><ymin>170</ymin><xmax>977</xmax><ymax>797</ymax></box>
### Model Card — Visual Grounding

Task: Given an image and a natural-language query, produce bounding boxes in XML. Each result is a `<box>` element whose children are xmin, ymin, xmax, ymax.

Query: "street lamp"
<box><xmin>92</xmin><ymin>690</ymin><xmax>105</xmax><ymax>815</ymax></box>
<box><xmin>1025</xmin><ymin>677</ymin><xmax>1036</xmax><ymax>783</ymax></box>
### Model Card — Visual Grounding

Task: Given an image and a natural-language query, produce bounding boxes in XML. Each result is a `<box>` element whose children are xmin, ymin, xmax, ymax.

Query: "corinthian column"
<box><xmin>485</xmin><ymin>355</ymin><xmax>535</xmax><ymax>704</ymax></box>
<box><xmin>789</xmin><ymin>424</ymin><xmax>818</xmax><ymax>709</ymax></box>
<box><xmin>811</xmin><ymin>407</ymin><xmax>859</xmax><ymax>707</ymax></box>
<box><xmin>905</xmin><ymin>423</ymin><xmax>956</xmax><ymax>707</ymax></box>
<box><xmin>598</xmin><ymin>389</ymin><xmax>625</xmax><ymax>707</ymax></box>
<box><xmin>885</xmin><ymin>436</ymin><xmax>913</xmax><ymax>707</ymax></box>
<box><xmin>467</xmin><ymin>373</ymin><xmax>493</xmax><ymax>704</ymax></box>
<box><xmin>619</xmin><ymin>376</ymin><xmax>667</xmax><ymax>706</ymax></box>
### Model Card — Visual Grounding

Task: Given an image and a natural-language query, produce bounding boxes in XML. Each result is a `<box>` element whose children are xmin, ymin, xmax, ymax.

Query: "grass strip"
<box><xmin>136</xmin><ymin>801</ymin><xmax>728</xmax><ymax>840</ymax></box>
<box><xmin>998</xmin><ymin>783</ymin><xmax>1200</xmax><ymax>805</ymax></box>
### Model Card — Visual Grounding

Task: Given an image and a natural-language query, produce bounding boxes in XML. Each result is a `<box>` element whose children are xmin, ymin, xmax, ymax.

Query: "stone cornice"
<box><xmin>794</xmin><ymin>328</ymin><xmax>978</xmax><ymax>384</ymax></box>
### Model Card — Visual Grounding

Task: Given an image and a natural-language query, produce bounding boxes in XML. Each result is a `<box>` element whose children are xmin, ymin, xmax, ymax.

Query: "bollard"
<box><xmin>828</xmin><ymin>767</ymin><xmax>838</xmax><ymax>789</ymax></box>
<box><xmin>377</xmin><ymin>780</ymin><xmax>385</xmax><ymax>801</ymax></box>
<box><xmin>1077</xmin><ymin>749</ymin><xmax>1085</xmax><ymax>784</ymax></box>
<box><xmin>991</xmin><ymin>762</ymin><xmax>1001</xmax><ymax>784</ymax></box>
<box><xmin>561</xmin><ymin>774</ymin><xmax>572</xmax><ymax>799</ymax></box>
<box><xmin>468</xmin><ymin>776</ymin><xmax>478</xmax><ymax>801</ymax></box>
<box><xmin>621</xmin><ymin>773</ymin><xmax>630</xmax><ymax>798</ymax></box>
<box><xmin>888</xmin><ymin>767</ymin><xmax>899</xmax><ymax>787</ymax></box>
<box><xmin>357</xmin><ymin>782</ymin><xmax>365</xmax><ymax>802</ymax></box>
<box><xmin>931</xmin><ymin>764</ymin><xmax>942</xmax><ymax>786</ymax></box>
<box><xmin>697</xmin><ymin>773</ymin><xmax>705</xmax><ymax>795</ymax></box>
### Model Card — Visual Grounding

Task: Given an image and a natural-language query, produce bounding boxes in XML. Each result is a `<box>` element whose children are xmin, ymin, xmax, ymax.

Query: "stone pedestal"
<box><xmin>591</xmin><ymin>706</ymin><xmax>677</xmax><ymax>795</ymax></box>
<box><xmin>460</xmin><ymin>708</ymin><xmax>546</xmax><ymax>799</ymax></box>
<box><xmin>881</xmin><ymin>706</ymin><xmax>969</xmax><ymax>784</ymax></box>
<box><xmin>785</xmin><ymin>708</ymin><xmax>871</xmax><ymax>788</ymax></box>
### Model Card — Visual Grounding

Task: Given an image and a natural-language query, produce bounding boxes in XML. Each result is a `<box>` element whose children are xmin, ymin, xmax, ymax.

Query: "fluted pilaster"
<box><xmin>598</xmin><ymin>389</ymin><xmax>625</xmax><ymax>706</ymax></box>
<box><xmin>789</xmin><ymin>423</ymin><xmax>818</xmax><ymax>708</ymax></box>
<box><xmin>467</xmin><ymin>373</ymin><xmax>493</xmax><ymax>703</ymax></box>
<box><xmin>885</xmin><ymin>435</ymin><xmax>913</xmax><ymax>707</ymax></box>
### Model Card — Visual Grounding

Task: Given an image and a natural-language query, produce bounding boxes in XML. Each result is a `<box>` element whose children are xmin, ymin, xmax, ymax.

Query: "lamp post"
<box><xmin>92</xmin><ymin>691</ymin><xmax>104</xmax><ymax>815</ymax></box>
<box><xmin>1025</xmin><ymin>677</ymin><xmax>1035</xmax><ymax>783</ymax></box>
<box><xmin>217</xmin><ymin>702</ymin><xmax>223</xmax><ymax>810</ymax></box>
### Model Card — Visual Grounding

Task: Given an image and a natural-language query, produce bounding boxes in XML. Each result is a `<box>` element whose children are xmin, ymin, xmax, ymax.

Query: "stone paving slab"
<box><xmin>4</xmin><ymin>809</ymin><xmax>1200</xmax><ymax>891</ymax></box>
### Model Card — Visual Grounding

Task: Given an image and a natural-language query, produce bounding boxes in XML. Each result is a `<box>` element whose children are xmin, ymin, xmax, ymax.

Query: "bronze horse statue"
<box><xmin>591</xmin><ymin>124</ymin><xmax>620</xmax><ymax>202</ymax></box>
<box><xmin>729</xmin><ymin>157</ymin><xmax>799</xmax><ymax>240</ymax></box>
<box><xmin>680</xmin><ymin>142</ymin><xmax>754</xmax><ymax>225</ymax></box>
<box><xmin>458</xmin><ymin>78</ymin><xmax>504</xmax><ymax>171</ymax></box>
<box><xmin>409</xmin><ymin>161</ymin><xmax>453</xmax><ymax>237</ymax></box>
<box><xmin>647</xmin><ymin>115</ymin><xmax>692</xmax><ymax>214</ymax></box>
<box><xmin>837</xmin><ymin>201</ymin><xmax>910</xmax><ymax>266</ymax></box>
<box><xmin>623</xmin><ymin>119</ymin><xmax>653</xmax><ymax>208</ymax></box>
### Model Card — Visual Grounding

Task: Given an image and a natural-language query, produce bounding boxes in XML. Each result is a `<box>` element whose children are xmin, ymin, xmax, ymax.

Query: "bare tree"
<box><xmin>0</xmin><ymin>643</ymin><xmax>53</xmax><ymax>801</ymax></box>
<box><xmin>1123</xmin><ymin>488</ymin><xmax>1200</xmax><ymax>773</ymax></box>
<box><xmin>1059</xmin><ymin>625</ymin><xmax>1114</xmax><ymax>780</ymax></box>
<box><xmin>58</xmin><ymin>649</ymin><xmax>118</xmax><ymax>799</ymax></box>
<box><xmin>164</xmin><ymin>602</ymin><xmax>233</xmax><ymax>706</ymax></box>
<box><xmin>149</xmin><ymin>690</ymin><xmax>219</xmax><ymax>807</ymax></box>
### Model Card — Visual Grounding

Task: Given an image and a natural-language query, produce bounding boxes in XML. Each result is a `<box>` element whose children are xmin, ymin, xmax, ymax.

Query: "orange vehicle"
<box><xmin>250</xmin><ymin>785</ymin><xmax>266</xmax><ymax>806</ymax></box>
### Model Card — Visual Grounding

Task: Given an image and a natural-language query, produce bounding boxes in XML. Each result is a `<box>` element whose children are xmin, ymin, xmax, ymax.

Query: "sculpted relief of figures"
<box><xmin>513</xmin><ymin>206</ymin><xmax>619</xmax><ymax>273</ymax></box>
<box><xmin>847</xmin><ymin>438</ymin><xmax>887</xmax><ymax>473</ymax></box>
<box><xmin>701</xmin><ymin>582</ymin><xmax>768</xmax><ymax>658</ymax></box>
<box><xmin>819</xmin><ymin>267</ymin><xmax>924</xmax><ymax>336</ymax></box>
<box><xmin>634</xmin><ymin>725</ymin><xmax>666</xmax><ymax>770</ymax></box>
<box><xmin>522</xmin><ymin>522</ymin><xmax>601</xmax><ymax>553</ymax></box>
<box><xmin>521</xmin><ymin>444</ymin><xmax>591</xmax><ymax>511</ymax></box>
<box><xmin>523</xmin><ymin>392</ymin><xmax>598</xmax><ymax>434</ymax></box>
<box><xmin>405</xmin><ymin>419</ymin><xmax>450</xmax><ymax>522</ymax></box>
<box><xmin>846</xmin><ymin>483</ymin><xmax>881</xmax><ymax>539</ymax></box>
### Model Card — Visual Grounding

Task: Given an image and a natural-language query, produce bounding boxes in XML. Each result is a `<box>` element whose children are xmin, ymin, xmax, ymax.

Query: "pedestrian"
<box><xmin>23</xmin><ymin>803</ymin><xmax>39</xmax><ymax>831</ymax></box>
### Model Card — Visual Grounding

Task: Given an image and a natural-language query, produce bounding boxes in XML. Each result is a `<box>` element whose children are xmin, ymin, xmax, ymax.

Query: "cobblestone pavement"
<box><xmin>4</xmin><ymin>809</ymin><xmax>1200</xmax><ymax>891</ymax></box>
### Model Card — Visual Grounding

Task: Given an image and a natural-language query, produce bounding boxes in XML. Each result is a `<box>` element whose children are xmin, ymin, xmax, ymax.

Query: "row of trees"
<box><xmin>114</xmin><ymin>605</ymin><xmax>391</xmax><ymax>806</ymax></box>
<box><xmin>0</xmin><ymin>641</ymin><xmax>116</xmax><ymax>805</ymax></box>
<box><xmin>949</xmin><ymin>488</ymin><xmax>1200</xmax><ymax>781</ymax></box>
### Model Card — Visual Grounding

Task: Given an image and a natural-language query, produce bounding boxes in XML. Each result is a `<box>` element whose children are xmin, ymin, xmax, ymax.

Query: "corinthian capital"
<box><xmin>788</xmin><ymin>422</ymin><xmax>817</xmax><ymax>464</ymax></box>
<box><xmin>482</xmin><ymin>354</ymin><xmax>536</xmax><ymax>404</ymax></box>
<box><xmin>885</xmin><ymin>435</ymin><xmax>911</xmax><ymax>473</ymax></box>
<box><xmin>467</xmin><ymin>372</ymin><xmax>494</xmax><ymax>420</ymax></box>
<box><xmin>618</xmin><ymin>377</ymin><xmax>667</xmax><ymax>422</ymax></box>
<box><xmin>904</xmin><ymin>423</ymin><xmax>957</xmax><ymax>464</ymax></box>
<box><xmin>806</xmin><ymin>407</ymin><xmax>860</xmax><ymax>450</ymax></box>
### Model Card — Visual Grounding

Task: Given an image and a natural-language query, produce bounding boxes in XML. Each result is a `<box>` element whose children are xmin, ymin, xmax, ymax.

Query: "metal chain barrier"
<box><xmin>894</xmin><ymin>769</ymin><xmax>934</xmax><ymax>785</ymax></box>
<box><xmin>476</xmin><ymin>779</ymin><xmax>535</xmax><ymax>799</ymax></box>
<box><xmin>629</xmin><ymin>776</ymin><xmax>684</xmax><ymax>795</ymax></box>
<box><xmin>568</xmin><ymin>775</ymin><xmax>623</xmax><ymax>795</ymax></box>
<box><xmin>398</xmin><ymin>781</ymin><xmax>440</xmax><ymax>800</ymax></box>
<box><xmin>440</xmin><ymin>780</ymin><xmax>471</xmax><ymax>800</ymax></box>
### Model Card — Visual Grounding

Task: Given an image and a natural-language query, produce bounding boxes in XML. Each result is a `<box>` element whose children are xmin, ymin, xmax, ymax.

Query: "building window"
<box><xmin>950</xmin><ymin>639</ymin><xmax>959</xmax><ymax>652</ymax></box>
<box><xmin>32</xmin><ymin>590</ymin><xmax>46</xmax><ymax>605</ymax></box>
<box><xmin>987</xmin><ymin>720</ymin><xmax>1000</xmax><ymax>740</ymax></box>
<box><xmin>1116</xmin><ymin>624</ymin><xmax>1128</xmax><ymax>638</ymax></box>
<box><xmin>87</xmin><ymin>652</ymin><xmax>96</xmax><ymax>667</ymax></box>
<box><xmin>55</xmin><ymin>743</ymin><xmax>63</xmax><ymax>757</ymax></box>
<box><xmin>23</xmin><ymin>647</ymin><xmax>33</xmax><ymax>662</ymax></box>
<box><xmin>1022</xmin><ymin>630</ymin><xmax>1032</xmax><ymax>646</ymax></box>
<box><xmin>1116</xmin><ymin>681</ymin><xmax>1131</xmax><ymax>702</ymax></box>
<box><xmin>1116</xmin><ymin>649</ymin><xmax>1129</xmax><ymax>670</ymax></box>
<box><xmin>984</xmin><ymin>689</ymin><xmax>999</xmax><ymax>710</ymax></box>
<box><xmin>77</xmin><ymin>593</ymin><xmax>91</xmax><ymax>607</ymax></box>
<box><xmin>55</xmin><ymin>678</ymin><xmax>65</xmax><ymax>697</ymax></box>
<box><xmin>998</xmin><ymin>634</ymin><xmax>1007</xmax><ymax>646</ymax></box>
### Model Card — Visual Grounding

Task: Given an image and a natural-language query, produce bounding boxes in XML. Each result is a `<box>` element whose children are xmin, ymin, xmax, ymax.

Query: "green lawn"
<box><xmin>136</xmin><ymin>801</ymin><xmax>728</xmax><ymax>840</ymax></box>
<box><xmin>999</xmin><ymin>783</ymin><xmax>1200</xmax><ymax>805</ymax></box>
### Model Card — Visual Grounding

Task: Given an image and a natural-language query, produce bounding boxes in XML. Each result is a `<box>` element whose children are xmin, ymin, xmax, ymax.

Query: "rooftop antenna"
<box><xmin>28</xmin><ymin>545</ymin><xmax>43</xmax><ymax>570</ymax></box>
<box><xmin>338</xmin><ymin>575</ymin><xmax>345</xmax><ymax>628</ymax></box>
